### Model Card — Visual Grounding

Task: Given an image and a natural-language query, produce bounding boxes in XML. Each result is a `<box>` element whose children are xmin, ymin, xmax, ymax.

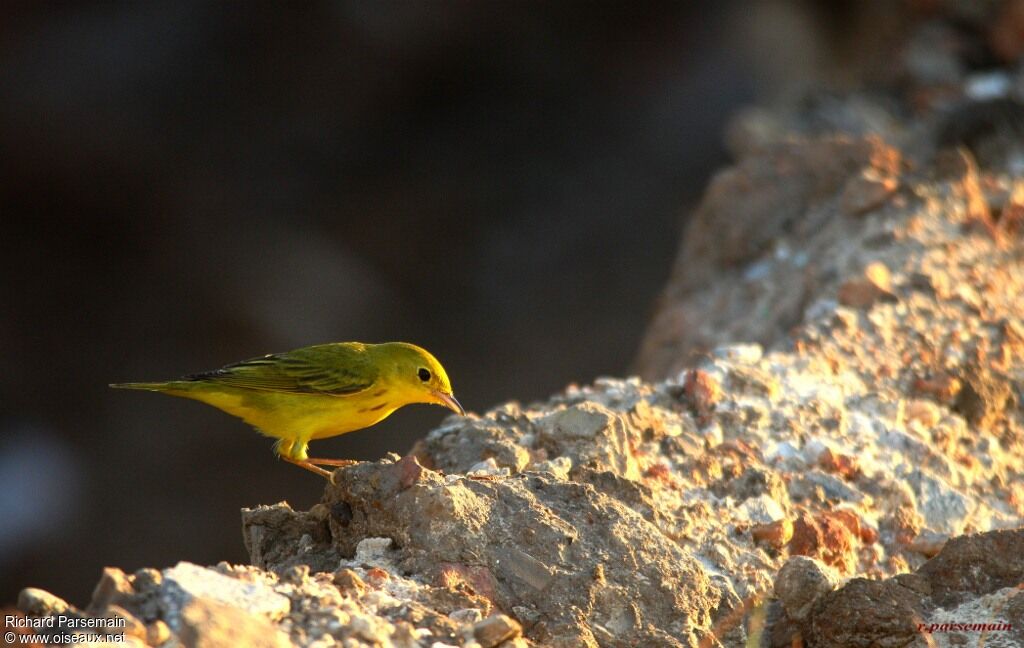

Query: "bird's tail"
<box><xmin>109</xmin><ymin>381</ymin><xmax>181</xmax><ymax>391</ymax></box>
<box><xmin>110</xmin><ymin>380</ymin><xmax>222</xmax><ymax>406</ymax></box>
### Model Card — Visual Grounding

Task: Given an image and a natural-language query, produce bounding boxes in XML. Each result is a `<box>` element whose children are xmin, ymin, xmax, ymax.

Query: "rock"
<box><xmin>713</xmin><ymin>467</ymin><xmax>788</xmax><ymax>505</ymax></box>
<box><xmin>790</xmin><ymin>470</ymin><xmax>864</xmax><ymax>504</ymax></box>
<box><xmin>241</xmin><ymin>502</ymin><xmax>338</xmax><ymax>573</ymax></box>
<box><xmin>712</xmin><ymin>343</ymin><xmax>764</xmax><ymax>364</ymax></box>
<box><xmin>178</xmin><ymin>598</ymin><xmax>290</xmax><ymax>648</ymax></box>
<box><xmin>353</xmin><ymin>537</ymin><xmax>394</xmax><ymax>567</ymax></box>
<box><xmin>837</xmin><ymin>262</ymin><xmax>895</xmax><ymax>308</ymax></box>
<box><xmin>808</xmin><ymin>578</ymin><xmax>926</xmax><ymax>648</ymax></box>
<box><xmin>814</xmin><ymin>447</ymin><xmax>860</xmax><ymax>480</ymax></box>
<box><xmin>905</xmin><ymin>470</ymin><xmax>974</xmax><ymax>536</ymax></box>
<box><xmin>318</xmin><ymin>459</ymin><xmax>737</xmax><ymax>646</ymax></box>
<box><xmin>905</xmin><ymin>529</ymin><xmax>949</xmax><ymax>558</ymax></box>
<box><xmin>774</xmin><ymin>556</ymin><xmax>839</xmax><ymax>622</ymax></box>
<box><xmin>17</xmin><ymin>587</ymin><xmax>70</xmax><ymax>616</ymax></box>
<box><xmin>276</xmin><ymin>563</ymin><xmax>308</xmax><ymax>584</ymax></box>
<box><xmin>953</xmin><ymin>366</ymin><xmax>1016</xmax><ymax>431</ymax></box>
<box><xmin>905</xmin><ymin>399</ymin><xmax>942</xmax><ymax>428</ymax></box>
<box><xmin>449</xmin><ymin>607</ymin><xmax>483</xmax><ymax>624</ymax></box>
<box><xmin>132</xmin><ymin>568</ymin><xmax>163</xmax><ymax>592</ymax></box>
<box><xmin>909</xmin><ymin>270</ymin><xmax>950</xmax><ymax>298</ymax></box>
<box><xmin>473</xmin><ymin>614</ymin><xmax>522</xmax><ymax>647</ymax></box>
<box><xmin>332</xmin><ymin>568</ymin><xmax>367</xmax><ymax>597</ymax></box>
<box><xmin>787</xmin><ymin>512</ymin><xmax>859</xmax><ymax>574</ymax></box>
<box><xmin>160</xmin><ymin>562</ymin><xmax>291</xmax><ymax>630</ymax></box>
<box><xmin>535</xmin><ymin>402</ymin><xmax>642</xmax><ymax>480</ymax></box>
<box><xmin>914</xmin><ymin>373</ymin><xmax>963</xmax><ymax>404</ymax></box>
<box><xmin>538</xmin><ymin>403</ymin><xmax>609</xmax><ymax>440</ymax></box>
<box><xmin>416</xmin><ymin>416</ymin><xmax>533</xmax><ymax>476</ymax></box>
<box><xmin>917</xmin><ymin>529</ymin><xmax>1024</xmax><ymax>607</ymax></box>
<box><xmin>884</xmin><ymin>504</ymin><xmax>925</xmax><ymax>547</ymax></box>
<box><xmin>803</xmin><ymin>528</ymin><xmax>1024</xmax><ymax>646</ymax></box>
<box><xmin>106</xmin><ymin>604</ymin><xmax>147</xmax><ymax>640</ymax></box>
<box><xmin>841</xmin><ymin>167</ymin><xmax>899</xmax><ymax>216</ymax></box>
<box><xmin>681</xmin><ymin>369</ymin><xmax>723</xmax><ymax>424</ymax></box>
<box><xmin>88</xmin><ymin>567</ymin><xmax>135</xmax><ymax>613</ymax></box>
<box><xmin>1002</xmin><ymin>588</ymin><xmax>1024</xmax><ymax>645</ymax></box>
<box><xmin>721</xmin><ymin>363</ymin><xmax>780</xmax><ymax>399</ymax></box>
<box><xmin>635</xmin><ymin>134</ymin><xmax>902</xmax><ymax>378</ymax></box>
<box><xmin>530</xmin><ymin>456</ymin><xmax>572</xmax><ymax>480</ymax></box>
<box><xmin>737</xmin><ymin>494</ymin><xmax>787</xmax><ymax>525</ymax></box>
<box><xmin>468</xmin><ymin>457</ymin><xmax>510</xmax><ymax>477</ymax></box>
<box><xmin>147</xmin><ymin>619</ymin><xmax>171</xmax><ymax>646</ymax></box>
<box><xmin>751</xmin><ymin>519</ymin><xmax>794</xmax><ymax>549</ymax></box>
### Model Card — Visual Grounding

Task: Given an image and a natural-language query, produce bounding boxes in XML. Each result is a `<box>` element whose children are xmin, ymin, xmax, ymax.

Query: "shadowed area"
<box><xmin>0</xmin><ymin>1</ymin><xmax>775</xmax><ymax>603</ymax></box>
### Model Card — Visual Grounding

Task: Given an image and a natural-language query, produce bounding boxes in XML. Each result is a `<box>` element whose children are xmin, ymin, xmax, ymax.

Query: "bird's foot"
<box><xmin>306</xmin><ymin>457</ymin><xmax>359</xmax><ymax>467</ymax></box>
<box><xmin>281</xmin><ymin>457</ymin><xmax>333</xmax><ymax>480</ymax></box>
<box><xmin>306</xmin><ymin>457</ymin><xmax>359</xmax><ymax>484</ymax></box>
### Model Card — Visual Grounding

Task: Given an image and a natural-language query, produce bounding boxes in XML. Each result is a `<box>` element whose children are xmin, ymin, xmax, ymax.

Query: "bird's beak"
<box><xmin>432</xmin><ymin>390</ymin><xmax>465</xmax><ymax>415</ymax></box>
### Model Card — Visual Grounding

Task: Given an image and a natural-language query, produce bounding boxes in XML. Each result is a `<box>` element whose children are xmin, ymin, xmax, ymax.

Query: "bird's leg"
<box><xmin>305</xmin><ymin>457</ymin><xmax>359</xmax><ymax>467</ymax></box>
<box><xmin>281</xmin><ymin>456</ymin><xmax>333</xmax><ymax>479</ymax></box>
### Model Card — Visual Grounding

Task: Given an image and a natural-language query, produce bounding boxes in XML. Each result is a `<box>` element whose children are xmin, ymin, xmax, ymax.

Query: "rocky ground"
<box><xmin>11</xmin><ymin>5</ymin><xmax>1024</xmax><ymax>647</ymax></box>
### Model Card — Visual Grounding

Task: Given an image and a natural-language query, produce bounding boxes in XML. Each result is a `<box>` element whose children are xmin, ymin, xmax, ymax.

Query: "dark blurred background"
<box><xmin>0</xmin><ymin>1</ymin><xmax>873</xmax><ymax>604</ymax></box>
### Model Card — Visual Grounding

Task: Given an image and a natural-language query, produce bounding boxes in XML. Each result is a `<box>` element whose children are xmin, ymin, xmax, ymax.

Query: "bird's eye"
<box><xmin>417</xmin><ymin>368</ymin><xmax>431</xmax><ymax>382</ymax></box>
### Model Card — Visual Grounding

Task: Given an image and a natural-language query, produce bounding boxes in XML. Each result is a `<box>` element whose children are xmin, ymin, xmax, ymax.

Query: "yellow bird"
<box><xmin>111</xmin><ymin>341</ymin><xmax>464</xmax><ymax>478</ymax></box>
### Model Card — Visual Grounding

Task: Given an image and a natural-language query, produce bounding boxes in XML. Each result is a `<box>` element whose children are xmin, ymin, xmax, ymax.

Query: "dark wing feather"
<box><xmin>185</xmin><ymin>343</ymin><xmax>377</xmax><ymax>395</ymax></box>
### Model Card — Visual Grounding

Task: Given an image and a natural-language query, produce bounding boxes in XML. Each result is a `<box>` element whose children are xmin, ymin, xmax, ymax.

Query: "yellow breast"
<box><xmin>177</xmin><ymin>385</ymin><xmax>401</xmax><ymax>442</ymax></box>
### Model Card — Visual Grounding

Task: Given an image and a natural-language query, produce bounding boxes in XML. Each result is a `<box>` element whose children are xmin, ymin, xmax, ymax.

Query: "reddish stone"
<box><xmin>437</xmin><ymin>563</ymin><xmax>500</xmax><ymax>607</ymax></box>
<box><xmin>788</xmin><ymin>512</ymin><xmax>857</xmax><ymax>573</ymax></box>
<box><xmin>751</xmin><ymin>519</ymin><xmax>794</xmax><ymax>550</ymax></box>
<box><xmin>682</xmin><ymin>369</ymin><xmax>723</xmax><ymax>424</ymax></box>
<box><xmin>817</xmin><ymin>448</ymin><xmax>861</xmax><ymax>480</ymax></box>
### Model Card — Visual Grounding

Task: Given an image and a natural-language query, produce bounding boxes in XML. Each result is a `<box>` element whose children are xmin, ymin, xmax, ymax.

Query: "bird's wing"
<box><xmin>185</xmin><ymin>343</ymin><xmax>378</xmax><ymax>395</ymax></box>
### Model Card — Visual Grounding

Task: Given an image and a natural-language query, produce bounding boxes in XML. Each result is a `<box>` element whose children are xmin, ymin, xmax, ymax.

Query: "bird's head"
<box><xmin>376</xmin><ymin>342</ymin><xmax>464</xmax><ymax>415</ymax></box>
